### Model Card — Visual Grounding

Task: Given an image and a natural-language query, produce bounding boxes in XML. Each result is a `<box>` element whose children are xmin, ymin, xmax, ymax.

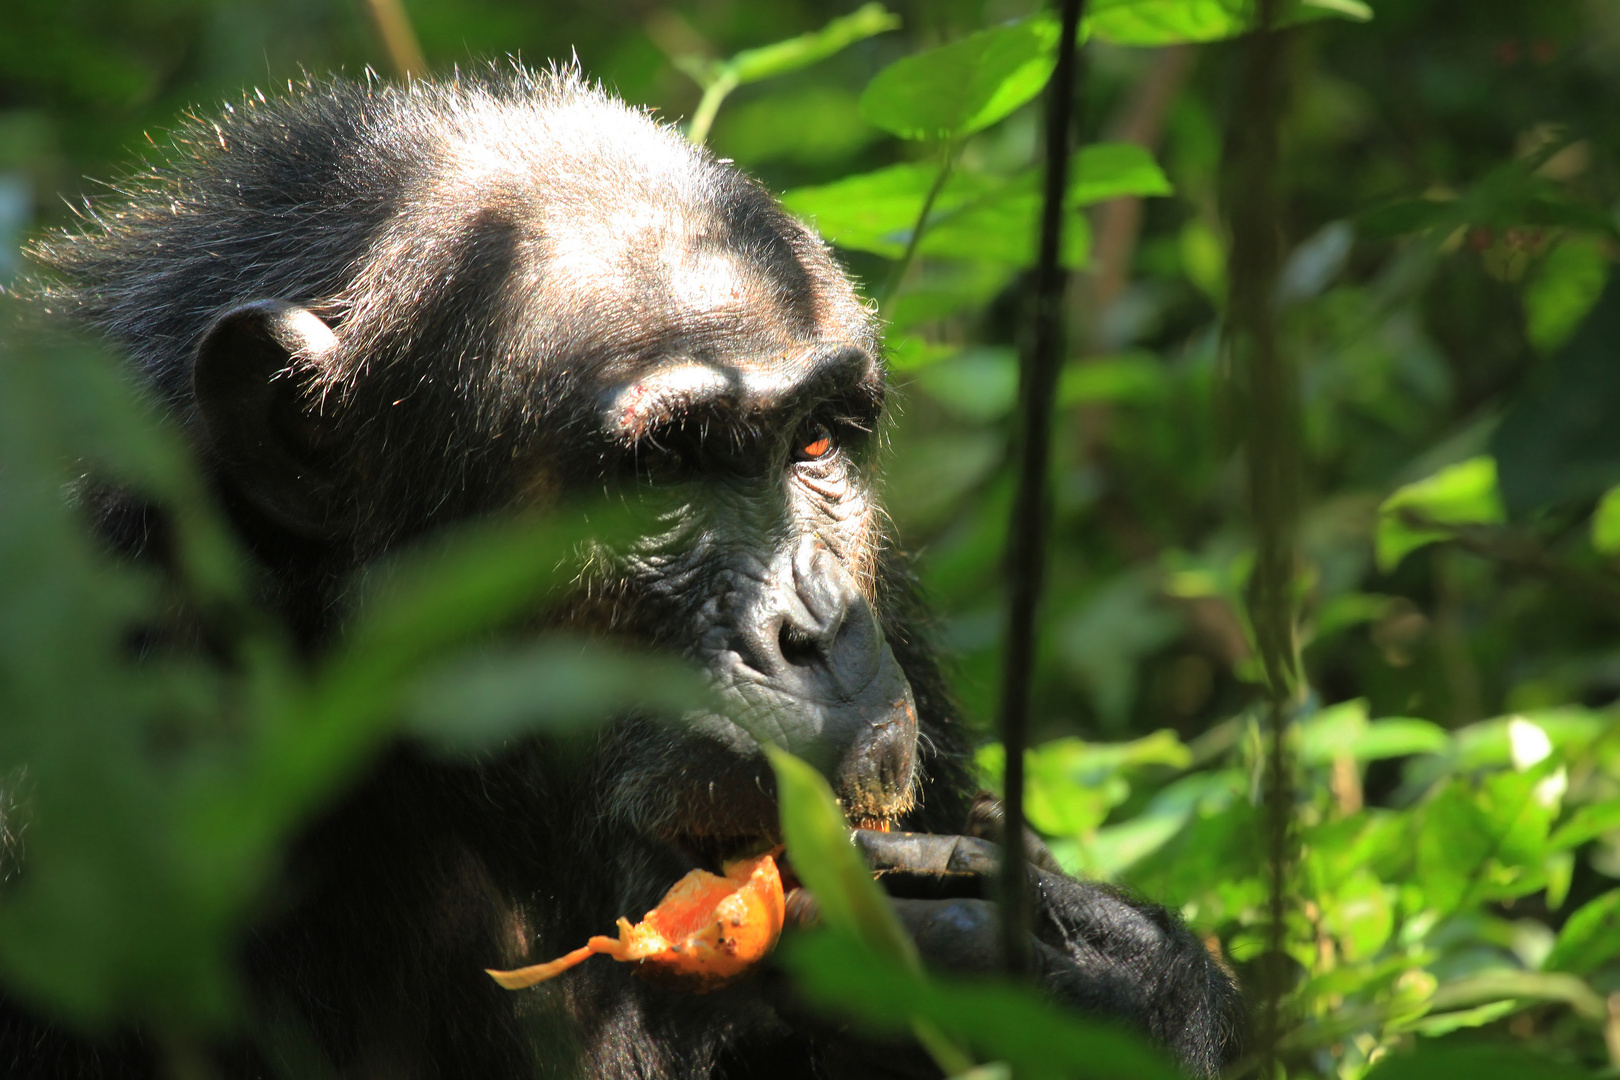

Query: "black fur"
<box><xmin>7</xmin><ymin>65</ymin><xmax>1242</xmax><ymax>1079</ymax></box>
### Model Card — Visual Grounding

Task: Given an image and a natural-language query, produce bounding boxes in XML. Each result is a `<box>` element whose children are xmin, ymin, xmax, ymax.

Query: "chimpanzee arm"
<box><xmin>853</xmin><ymin>830</ymin><xmax>1245</xmax><ymax>1077</ymax></box>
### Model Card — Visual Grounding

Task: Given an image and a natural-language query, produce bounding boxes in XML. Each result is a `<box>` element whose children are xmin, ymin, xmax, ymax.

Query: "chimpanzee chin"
<box><xmin>4</xmin><ymin>64</ymin><xmax>1243</xmax><ymax>1079</ymax></box>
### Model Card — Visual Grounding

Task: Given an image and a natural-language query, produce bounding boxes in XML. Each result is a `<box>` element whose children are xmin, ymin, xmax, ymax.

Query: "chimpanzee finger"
<box><xmin>855</xmin><ymin>830</ymin><xmax>1118</xmax><ymax>960</ymax></box>
<box><xmin>856</xmin><ymin>828</ymin><xmax>1073</xmax><ymax>900</ymax></box>
<box><xmin>854</xmin><ymin>829</ymin><xmax>1001</xmax><ymax>875</ymax></box>
<box><xmin>964</xmin><ymin>792</ymin><xmax>1067</xmax><ymax>875</ymax></box>
<box><xmin>853</xmin><ymin>829</ymin><xmax>997</xmax><ymax>899</ymax></box>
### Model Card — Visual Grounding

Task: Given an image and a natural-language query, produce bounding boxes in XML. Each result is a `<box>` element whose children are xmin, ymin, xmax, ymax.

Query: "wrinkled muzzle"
<box><xmin>693</xmin><ymin>535</ymin><xmax>918</xmax><ymax>823</ymax></box>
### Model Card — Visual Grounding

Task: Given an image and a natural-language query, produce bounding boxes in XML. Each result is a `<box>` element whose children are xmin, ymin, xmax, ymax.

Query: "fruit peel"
<box><xmin>487</xmin><ymin>852</ymin><xmax>785</xmax><ymax>993</ymax></box>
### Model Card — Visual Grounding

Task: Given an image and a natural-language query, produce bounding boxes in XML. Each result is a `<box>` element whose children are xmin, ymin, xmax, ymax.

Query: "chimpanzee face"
<box><xmin>167</xmin><ymin>75</ymin><xmax>916</xmax><ymax>864</ymax></box>
<box><xmin>587</xmin><ymin>340</ymin><xmax>918</xmax><ymax>855</ymax></box>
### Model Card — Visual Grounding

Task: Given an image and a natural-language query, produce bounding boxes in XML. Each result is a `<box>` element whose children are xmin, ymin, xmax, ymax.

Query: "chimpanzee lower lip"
<box><xmin>666</xmin><ymin>811</ymin><xmax>896</xmax><ymax>873</ymax></box>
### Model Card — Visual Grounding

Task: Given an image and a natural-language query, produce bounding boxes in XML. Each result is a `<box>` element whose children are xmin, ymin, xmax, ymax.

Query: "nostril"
<box><xmin>778</xmin><ymin>621</ymin><xmax>821</xmax><ymax>667</ymax></box>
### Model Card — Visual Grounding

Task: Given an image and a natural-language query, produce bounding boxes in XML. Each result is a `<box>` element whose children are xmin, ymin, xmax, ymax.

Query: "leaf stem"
<box><xmin>912</xmin><ymin>1017</ymin><xmax>977</xmax><ymax>1076</ymax></box>
<box><xmin>877</xmin><ymin>143</ymin><xmax>961</xmax><ymax>312</ymax></box>
<box><xmin>685</xmin><ymin>69</ymin><xmax>738</xmax><ymax>146</ymax></box>
<box><xmin>360</xmin><ymin>0</ymin><xmax>427</xmax><ymax>78</ymax></box>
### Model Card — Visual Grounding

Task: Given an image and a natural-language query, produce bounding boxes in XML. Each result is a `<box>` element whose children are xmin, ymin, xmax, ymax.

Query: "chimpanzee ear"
<box><xmin>192</xmin><ymin>300</ymin><xmax>350</xmax><ymax>539</ymax></box>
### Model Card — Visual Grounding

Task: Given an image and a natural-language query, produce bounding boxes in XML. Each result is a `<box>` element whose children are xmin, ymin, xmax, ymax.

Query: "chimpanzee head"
<box><xmin>34</xmin><ymin>66</ymin><xmax>921</xmax><ymax>860</ymax></box>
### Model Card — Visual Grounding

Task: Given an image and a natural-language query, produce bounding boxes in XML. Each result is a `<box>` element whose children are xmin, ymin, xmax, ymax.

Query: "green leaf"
<box><xmin>918</xmin><ymin>192</ymin><xmax>1093</xmax><ymax>265</ymax></box>
<box><xmin>1480</xmin><ymin>768</ymin><xmax>1557</xmax><ymax>878</ymax></box>
<box><xmin>922</xmin><ymin>145</ymin><xmax>1167</xmax><ymax>266</ymax></box>
<box><xmin>725</xmin><ymin>3</ymin><xmax>901</xmax><ymax>85</ymax></box>
<box><xmin>339</xmin><ymin>510</ymin><xmax>631</xmax><ymax>667</ymax></box>
<box><xmin>1545</xmin><ymin>850</ymin><xmax>1575</xmax><ymax>910</ymax></box>
<box><xmin>1302</xmin><ymin>811</ymin><xmax>1408</xmax><ymax>898</ymax></box>
<box><xmin>1376</xmin><ymin>456</ymin><xmax>1504</xmax><ymax>571</ymax></box>
<box><xmin>1122</xmin><ymin>779</ymin><xmax>1259</xmax><ymax>905</ymax></box>
<box><xmin>910</xmin><ymin>348</ymin><xmax>1172</xmax><ymax>420</ymax></box>
<box><xmin>1417</xmin><ymin>765</ymin><xmax>1560</xmax><ymax>915</ymax></box>
<box><xmin>251</xmin><ymin>511</ymin><xmax>635</xmax><ymax>796</ymax></box>
<box><xmin>1179</xmin><ymin>219</ymin><xmax>1226</xmax><ymax>304</ymax></box>
<box><xmin>1070</xmin><ymin>143</ymin><xmax>1175</xmax><ymax>204</ymax></box>
<box><xmin>780</xmin><ymin>933</ymin><xmax>1181</xmax><ymax>1080</ymax></box>
<box><xmin>1415</xmin><ymin>709</ymin><xmax>1608</xmax><ymax>777</ymax></box>
<box><xmin>1359</xmin><ymin>197</ymin><xmax>1457</xmax><ymax>237</ymax></box>
<box><xmin>781</xmin><ymin>163</ymin><xmax>998</xmax><ymax>259</ymax></box>
<box><xmin>1526</xmin><ymin>237</ymin><xmax>1610</xmax><ymax>355</ymax></box>
<box><xmin>1087</xmin><ymin>0</ymin><xmax>1371</xmax><ymax>47</ymax></box>
<box><xmin>1313</xmin><ymin>592</ymin><xmax>1397</xmax><ymax>639</ymax></box>
<box><xmin>1299</xmin><ymin>700</ymin><xmax>1450</xmax><ymax>766</ymax></box>
<box><xmin>910</xmin><ymin>347</ymin><xmax>1019</xmax><ymax>420</ymax></box>
<box><xmin>765</xmin><ymin>746</ymin><xmax>918</xmax><ymax>969</ymax></box>
<box><xmin>859</xmin><ymin>19</ymin><xmax>1059</xmax><ymax>141</ymax></box>
<box><xmin>1404</xmin><ymin>1000</ymin><xmax>1522</xmax><ymax>1037</ymax></box>
<box><xmin>0</xmin><ymin>316</ymin><xmax>264</xmax><ymax>1031</ymax></box>
<box><xmin>1544</xmin><ymin>889</ymin><xmax>1620</xmax><ymax>975</ymax></box>
<box><xmin>887</xmin><ymin>335</ymin><xmax>963</xmax><ymax>371</ymax></box>
<box><xmin>1319</xmin><ymin>868</ymin><xmax>1393</xmax><ymax>961</ymax></box>
<box><xmin>1415</xmin><ymin>782</ymin><xmax>1498</xmax><ymax>914</ymax></box>
<box><xmin>1549</xmin><ymin>798</ymin><xmax>1620</xmax><ymax>850</ymax></box>
<box><xmin>1422</xmin><ymin>971</ymin><xmax>1605</xmax><ymax>1023</ymax></box>
<box><xmin>1591</xmin><ymin>485</ymin><xmax>1620</xmax><ymax>555</ymax></box>
<box><xmin>783</xmin><ymin>144</ymin><xmax>1168</xmax><ymax>265</ymax></box>
<box><xmin>404</xmin><ymin>637</ymin><xmax>710</xmax><ymax>752</ymax></box>
<box><xmin>982</xmin><ymin>731</ymin><xmax>1192</xmax><ymax>838</ymax></box>
<box><xmin>1347</xmin><ymin>720</ymin><xmax>1451</xmax><ymax>760</ymax></box>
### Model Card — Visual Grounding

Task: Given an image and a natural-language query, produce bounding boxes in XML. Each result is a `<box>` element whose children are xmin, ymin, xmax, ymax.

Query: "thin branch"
<box><xmin>685</xmin><ymin>71</ymin><xmax>738</xmax><ymax>146</ymax></box>
<box><xmin>361</xmin><ymin>0</ymin><xmax>427</xmax><ymax>79</ymax></box>
<box><xmin>1398</xmin><ymin>512</ymin><xmax>1620</xmax><ymax>615</ymax></box>
<box><xmin>997</xmin><ymin>0</ymin><xmax>1087</xmax><ymax>979</ymax></box>
<box><xmin>1220</xmin><ymin>0</ymin><xmax>1298</xmax><ymax>1073</ymax></box>
<box><xmin>877</xmin><ymin>144</ymin><xmax>960</xmax><ymax>313</ymax></box>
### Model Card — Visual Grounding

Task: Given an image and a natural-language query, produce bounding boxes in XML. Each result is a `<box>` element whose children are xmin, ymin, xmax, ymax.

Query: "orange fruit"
<box><xmin>486</xmin><ymin>852</ymin><xmax>785</xmax><ymax>993</ymax></box>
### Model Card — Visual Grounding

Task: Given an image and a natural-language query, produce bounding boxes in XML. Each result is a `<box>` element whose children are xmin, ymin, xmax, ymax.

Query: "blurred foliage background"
<box><xmin>6</xmin><ymin>0</ymin><xmax>1620</xmax><ymax>1077</ymax></box>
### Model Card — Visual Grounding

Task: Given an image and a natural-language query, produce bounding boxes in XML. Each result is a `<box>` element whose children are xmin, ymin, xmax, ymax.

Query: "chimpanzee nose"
<box><xmin>764</xmin><ymin>538</ymin><xmax>879</xmax><ymax>692</ymax></box>
<box><xmin>722</xmin><ymin>537</ymin><xmax>917</xmax><ymax>812</ymax></box>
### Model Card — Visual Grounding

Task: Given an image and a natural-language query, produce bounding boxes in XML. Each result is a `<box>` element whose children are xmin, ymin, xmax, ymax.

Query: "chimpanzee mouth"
<box><xmin>664</xmin><ymin>813</ymin><xmax>896</xmax><ymax>877</ymax></box>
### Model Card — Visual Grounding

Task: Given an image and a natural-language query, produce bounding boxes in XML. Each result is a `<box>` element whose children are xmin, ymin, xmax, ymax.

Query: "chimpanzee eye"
<box><xmin>792</xmin><ymin>421</ymin><xmax>836</xmax><ymax>463</ymax></box>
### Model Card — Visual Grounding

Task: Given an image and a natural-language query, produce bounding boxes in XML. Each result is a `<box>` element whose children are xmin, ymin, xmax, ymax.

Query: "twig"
<box><xmin>361</xmin><ymin>0</ymin><xmax>427</xmax><ymax>79</ymax></box>
<box><xmin>1398</xmin><ymin>511</ymin><xmax>1620</xmax><ymax>615</ymax></box>
<box><xmin>878</xmin><ymin>144</ymin><xmax>960</xmax><ymax>312</ymax></box>
<box><xmin>997</xmin><ymin>0</ymin><xmax>1087</xmax><ymax>979</ymax></box>
<box><xmin>685</xmin><ymin>70</ymin><xmax>738</xmax><ymax>146</ymax></box>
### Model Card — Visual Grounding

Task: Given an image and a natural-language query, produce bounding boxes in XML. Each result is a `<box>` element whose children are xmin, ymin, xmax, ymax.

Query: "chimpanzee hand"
<box><xmin>845</xmin><ymin>821</ymin><xmax>1243</xmax><ymax>1078</ymax></box>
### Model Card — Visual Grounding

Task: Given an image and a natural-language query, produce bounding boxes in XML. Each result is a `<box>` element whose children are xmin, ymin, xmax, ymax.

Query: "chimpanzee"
<box><xmin>7</xmin><ymin>66</ymin><xmax>1242</xmax><ymax>1079</ymax></box>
